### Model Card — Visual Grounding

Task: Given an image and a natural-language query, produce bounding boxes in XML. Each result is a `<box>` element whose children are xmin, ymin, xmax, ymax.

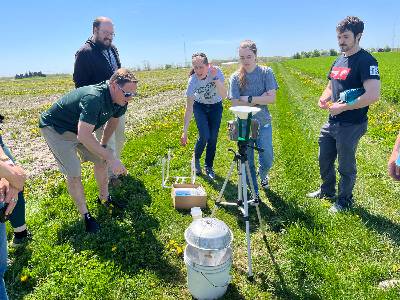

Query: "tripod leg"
<box><xmin>241</xmin><ymin>162</ymin><xmax>253</xmax><ymax>278</ymax></box>
<box><xmin>245</xmin><ymin>161</ymin><xmax>266</xmax><ymax>236</ymax></box>
<box><xmin>237</xmin><ymin>160</ymin><xmax>243</xmax><ymax>206</ymax></box>
<box><xmin>245</xmin><ymin>160</ymin><xmax>257</xmax><ymax>199</ymax></box>
<box><xmin>210</xmin><ymin>159</ymin><xmax>237</xmax><ymax>217</ymax></box>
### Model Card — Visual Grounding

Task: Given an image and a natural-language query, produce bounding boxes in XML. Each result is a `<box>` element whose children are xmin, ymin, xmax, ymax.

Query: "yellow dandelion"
<box><xmin>20</xmin><ymin>275</ymin><xmax>29</xmax><ymax>282</ymax></box>
<box><xmin>176</xmin><ymin>246</ymin><xmax>183</xmax><ymax>256</ymax></box>
<box><xmin>392</xmin><ymin>264</ymin><xmax>400</xmax><ymax>272</ymax></box>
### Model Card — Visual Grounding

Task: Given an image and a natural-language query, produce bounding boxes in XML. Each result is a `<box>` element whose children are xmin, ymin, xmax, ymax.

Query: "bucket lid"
<box><xmin>184</xmin><ymin>217</ymin><xmax>233</xmax><ymax>250</ymax></box>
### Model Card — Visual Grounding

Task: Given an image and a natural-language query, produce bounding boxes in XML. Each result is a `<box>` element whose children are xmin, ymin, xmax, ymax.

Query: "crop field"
<box><xmin>1</xmin><ymin>53</ymin><xmax>400</xmax><ymax>299</ymax></box>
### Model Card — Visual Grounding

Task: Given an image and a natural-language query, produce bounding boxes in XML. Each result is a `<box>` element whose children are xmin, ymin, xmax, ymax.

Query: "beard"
<box><xmin>94</xmin><ymin>37</ymin><xmax>112</xmax><ymax>50</ymax></box>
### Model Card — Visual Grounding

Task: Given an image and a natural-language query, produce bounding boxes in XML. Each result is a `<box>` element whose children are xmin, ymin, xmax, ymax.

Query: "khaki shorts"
<box><xmin>41</xmin><ymin>126</ymin><xmax>104</xmax><ymax>177</ymax></box>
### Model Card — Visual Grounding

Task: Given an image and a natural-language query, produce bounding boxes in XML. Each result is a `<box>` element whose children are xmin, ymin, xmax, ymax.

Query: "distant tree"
<box><xmin>301</xmin><ymin>51</ymin><xmax>310</xmax><ymax>58</ymax></box>
<box><xmin>142</xmin><ymin>60</ymin><xmax>151</xmax><ymax>71</ymax></box>
<box><xmin>312</xmin><ymin>49</ymin><xmax>321</xmax><ymax>57</ymax></box>
<box><xmin>14</xmin><ymin>71</ymin><xmax>46</xmax><ymax>79</ymax></box>
<box><xmin>292</xmin><ymin>52</ymin><xmax>301</xmax><ymax>59</ymax></box>
<box><xmin>329</xmin><ymin>49</ymin><xmax>338</xmax><ymax>56</ymax></box>
<box><xmin>164</xmin><ymin>64</ymin><xmax>172</xmax><ymax>69</ymax></box>
<box><xmin>384</xmin><ymin>45</ymin><xmax>391</xmax><ymax>52</ymax></box>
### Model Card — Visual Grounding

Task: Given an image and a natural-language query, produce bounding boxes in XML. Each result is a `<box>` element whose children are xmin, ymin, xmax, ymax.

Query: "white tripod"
<box><xmin>211</xmin><ymin>138</ymin><xmax>265</xmax><ymax>279</ymax></box>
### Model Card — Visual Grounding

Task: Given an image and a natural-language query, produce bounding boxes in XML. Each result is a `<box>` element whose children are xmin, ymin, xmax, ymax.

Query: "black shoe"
<box><xmin>205</xmin><ymin>166</ymin><xmax>215</xmax><ymax>181</ymax></box>
<box><xmin>97</xmin><ymin>195</ymin><xmax>124</xmax><ymax>209</ymax></box>
<box><xmin>195</xmin><ymin>159</ymin><xmax>202</xmax><ymax>175</ymax></box>
<box><xmin>12</xmin><ymin>229</ymin><xmax>32</xmax><ymax>247</ymax></box>
<box><xmin>84</xmin><ymin>213</ymin><xmax>100</xmax><ymax>233</ymax></box>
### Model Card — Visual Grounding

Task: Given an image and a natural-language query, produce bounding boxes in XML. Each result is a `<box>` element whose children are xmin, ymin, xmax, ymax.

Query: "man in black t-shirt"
<box><xmin>307</xmin><ymin>16</ymin><xmax>381</xmax><ymax>213</ymax></box>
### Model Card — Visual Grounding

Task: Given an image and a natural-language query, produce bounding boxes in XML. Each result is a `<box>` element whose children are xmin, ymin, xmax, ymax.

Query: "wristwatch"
<box><xmin>247</xmin><ymin>96</ymin><xmax>253</xmax><ymax>103</ymax></box>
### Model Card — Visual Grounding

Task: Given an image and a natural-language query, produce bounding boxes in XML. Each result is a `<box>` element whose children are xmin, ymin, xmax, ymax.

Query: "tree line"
<box><xmin>15</xmin><ymin>71</ymin><xmax>46</xmax><ymax>79</ymax></box>
<box><xmin>292</xmin><ymin>46</ymin><xmax>393</xmax><ymax>59</ymax></box>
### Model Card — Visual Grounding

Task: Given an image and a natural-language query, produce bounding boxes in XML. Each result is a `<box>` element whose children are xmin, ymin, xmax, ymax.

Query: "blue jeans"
<box><xmin>0</xmin><ymin>204</ymin><xmax>8</xmax><ymax>300</ymax></box>
<box><xmin>0</xmin><ymin>136</ymin><xmax>26</xmax><ymax>228</ymax></box>
<box><xmin>247</xmin><ymin>122</ymin><xmax>273</xmax><ymax>195</ymax></box>
<box><xmin>193</xmin><ymin>101</ymin><xmax>223</xmax><ymax>168</ymax></box>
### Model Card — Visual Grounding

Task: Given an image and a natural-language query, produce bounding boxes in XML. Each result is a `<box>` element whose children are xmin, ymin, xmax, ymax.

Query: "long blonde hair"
<box><xmin>238</xmin><ymin>40</ymin><xmax>257</xmax><ymax>90</ymax></box>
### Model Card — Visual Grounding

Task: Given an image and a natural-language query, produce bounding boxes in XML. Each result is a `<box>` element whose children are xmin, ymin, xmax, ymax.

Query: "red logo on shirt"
<box><xmin>330</xmin><ymin>67</ymin><xmax>351</xmax><ymax>80</ymax></box>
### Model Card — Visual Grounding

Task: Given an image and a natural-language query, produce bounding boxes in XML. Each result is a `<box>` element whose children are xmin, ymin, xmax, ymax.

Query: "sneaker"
<box><xmin>250</xmin><ymin>194</ymin><xmax>262</xmax><ymax>206</ymax></box>
<box><xmin>306</xmin><ymin>189</ymin><xmax>335</xmax><ymax>200</ymax></box>
<box><xmin>97</xmin><ymin>195</ymin><xmax>124</xmax><ymax>209</ymax></box>
<box><xmin>261</xmin><ymin>177</ymin><xmax>269</xmax><ymax>190</ymax></box>
<box><xmin>328</xmin><ymin>202</ymin><xmax>345</xmax><ymax>213</ymax></box>
<box><xmin>11</xmin><ymin>229</ymin><xmax>32</xmax><ymax>247</ymax></box>
<box><xmin>205</xmin><ymin>166</ymin><xmax>215</xmax><ymax>181</ymax></box>
<box><xmin>84</xmin><ymin>213</ymin><xmax>100</xmax><ymax>233</ymax></box>
<box><xmin>195</xmin><ymin>159</ymin><xmax>202</xmax><ymax>175</ymax></box>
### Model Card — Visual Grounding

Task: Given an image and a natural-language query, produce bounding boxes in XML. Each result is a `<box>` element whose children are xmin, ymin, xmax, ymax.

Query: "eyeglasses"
<box><xmin>117</xmin><ymin>84</ymin><xmax>136</xmax><ymax>98</ymax></box>
<box><xmin>99</xmin><ymin>29</ymin><xmax>115</xmax><ymax>37</ymax></box>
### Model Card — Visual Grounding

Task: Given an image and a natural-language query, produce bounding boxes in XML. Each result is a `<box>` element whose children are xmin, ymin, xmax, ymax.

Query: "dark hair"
<box><xmin>189</xmin><ymin>52</ymin><xmax>209</xmax><ymax>77</ymax></box>
<box><xmin>238</xmin><ymin>40</ymin><xmax>257</xmax><ymax>90</ymax></box>
<box><xmin>336</xmin><ymin>16</ymin><xmax>364</xmax><ymax>40</ymax></box>
<box><xmin>92</xmin><ymin>16</ymin><xmax>112</xmax><ymax>32</ymax></box>
<box><xmin>110</xmin><ymin>68</ymin><xmax>138</xmax><ymax>86</ymax></box>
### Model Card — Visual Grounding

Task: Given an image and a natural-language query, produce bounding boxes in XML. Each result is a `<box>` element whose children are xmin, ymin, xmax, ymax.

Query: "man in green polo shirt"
<box><xmin>39</xmin><ymin>68</ymin><xmax>138</xmax><ymax>233</ymax></box>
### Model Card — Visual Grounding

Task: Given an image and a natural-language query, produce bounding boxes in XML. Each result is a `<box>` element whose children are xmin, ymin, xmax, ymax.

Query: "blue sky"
<box><xmin>1</xmin><ymin>0</ymin><xmax>399</xmax><ymax>76</ymax></box>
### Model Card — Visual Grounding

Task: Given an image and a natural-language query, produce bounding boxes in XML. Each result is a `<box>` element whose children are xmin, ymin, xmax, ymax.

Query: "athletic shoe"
<box><xmin>11</xmin><ymin>229</ymin><xmax>32</xmax><ymax>247</ymax></box>
<box><xmin>84</xmin><ymin>213</ymin><xmax>100</xmax><ymax>233</ymax></box>
<box><xmin>306</xmin><ymin>189</ymin><xmax>335</xmax><ymax>200</ymax></box>
<box><xmin>261</xmin><ymin>177</ymin><xmax>269</xmax><ymax>190</ymax></box>
<box><xmin>250</xmin><ymin>194</ymin><xmax>262</xmax><ymax>206</ymax></box>
<box><xmin>205</xmin><ymin>166</ymin><xmax>216</xmax><ymax>181</ymax></box>
<box><xmin>195</xmin><ymin>159</ymin><xmax>202</xmax><ymax>175</ymax></box>
<box><xmin>328</xmin><ymin>202</ymin><xmax>345</xmax><ymax>213</ymax></box>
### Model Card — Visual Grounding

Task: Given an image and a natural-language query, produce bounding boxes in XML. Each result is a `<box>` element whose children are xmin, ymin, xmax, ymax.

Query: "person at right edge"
<box><xmin>307</xmin><ymin>16</ymin><xmax>381</xmax><ymax>213</ymax></box>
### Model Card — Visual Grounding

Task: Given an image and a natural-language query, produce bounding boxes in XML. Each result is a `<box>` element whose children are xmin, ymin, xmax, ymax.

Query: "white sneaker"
<box><xmin>328</xmin><ymin>202</ymin><xmax>344</xmax><ymax>213</ymax></box>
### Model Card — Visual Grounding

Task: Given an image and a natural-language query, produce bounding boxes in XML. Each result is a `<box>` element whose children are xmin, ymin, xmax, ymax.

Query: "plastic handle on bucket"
<box><xmin>200</xmin><ymin>272</ymin><xmax>231</xmax><ymax>288</ymax></box>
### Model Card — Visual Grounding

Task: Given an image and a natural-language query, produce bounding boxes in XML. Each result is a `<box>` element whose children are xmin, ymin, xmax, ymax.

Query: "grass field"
<box><xmin>2</xmin><ymin>53</ymin><xmax>400</xmax><ymax>299</ymax></box>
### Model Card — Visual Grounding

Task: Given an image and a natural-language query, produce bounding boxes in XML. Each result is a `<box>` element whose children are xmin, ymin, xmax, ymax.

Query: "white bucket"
<box><xmin>184</xmin><ymin>246</ymin><xmax>232</xmax><ymax>300</ymax></box>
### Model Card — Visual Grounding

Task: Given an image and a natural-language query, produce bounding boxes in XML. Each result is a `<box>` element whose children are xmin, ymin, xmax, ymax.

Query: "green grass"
<box><xmin>3</xmin><ymin>60</ymin><xmax>400</xmax><ymax>299</ymax></box>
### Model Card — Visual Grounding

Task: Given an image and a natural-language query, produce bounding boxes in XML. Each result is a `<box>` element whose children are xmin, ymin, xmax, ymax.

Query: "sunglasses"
<box><xmin>117</xmin><ymin>84</ymin><xmax>136</xmax><ymax>98</ymax></box>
